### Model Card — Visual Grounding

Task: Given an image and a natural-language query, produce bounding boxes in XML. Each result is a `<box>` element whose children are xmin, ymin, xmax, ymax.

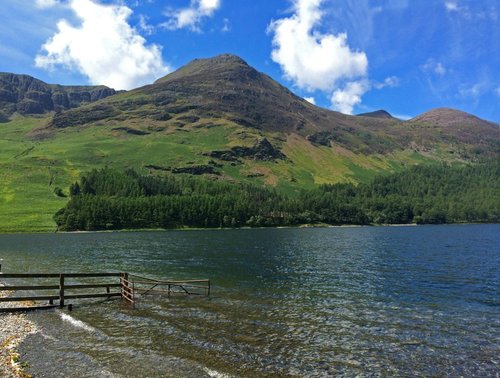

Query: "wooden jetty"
<box><xmin>0</xmin><ymin>271</ymin><xmax>210</xmax><ymax>312</ymax></box>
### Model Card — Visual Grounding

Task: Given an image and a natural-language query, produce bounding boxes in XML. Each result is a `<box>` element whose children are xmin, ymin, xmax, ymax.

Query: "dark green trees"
<box><xmin>54</xmin><ymin>161</ymin><xmax>499</xmax><ymax>231</ymax></box>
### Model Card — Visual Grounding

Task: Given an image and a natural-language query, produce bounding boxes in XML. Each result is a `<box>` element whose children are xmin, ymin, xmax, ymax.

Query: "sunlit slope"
<box><xmin>0</xmin><ymin>114</ymin><xmax>441</xmax><ymax>232</ymax></box>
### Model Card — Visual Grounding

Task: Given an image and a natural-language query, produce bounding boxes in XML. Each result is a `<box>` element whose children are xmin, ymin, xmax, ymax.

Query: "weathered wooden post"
<box><xmin>121</xmin><ymin>272</ymin><xmax>129</xmax><ymax>300</ymax></box>
<box><xmin>132</xmin><ymin>280</ymin><xmax>135</xmax><ymax>309</ymax></box>
<box><xmin>59</xmin><ymin>274</ymin><xmax>65</xmax><ymax>307</ymax></box>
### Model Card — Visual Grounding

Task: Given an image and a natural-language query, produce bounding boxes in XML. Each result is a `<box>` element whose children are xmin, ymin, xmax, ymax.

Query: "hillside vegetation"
<box><xmin>54</xmin><ymin>162</ymin><xmax>500</xmax><ymax>231</ymax></box>
<box><xmin>0</xmin><ymin>54</ymin><xmax>498</xmax><ymax>232</ymax></box>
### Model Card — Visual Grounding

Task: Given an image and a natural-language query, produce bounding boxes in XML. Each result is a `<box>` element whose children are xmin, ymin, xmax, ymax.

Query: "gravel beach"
<box><xmin>0</xmin><ymin>285</ymin><xmax>38</xmax><ymax>377</ymax></box>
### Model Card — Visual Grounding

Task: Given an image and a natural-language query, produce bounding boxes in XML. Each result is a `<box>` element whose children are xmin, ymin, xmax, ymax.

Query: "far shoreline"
<box><xmin>1</xmin><ymin>222</ymin><xmax>499</xmax><ymax>236</ymax></box>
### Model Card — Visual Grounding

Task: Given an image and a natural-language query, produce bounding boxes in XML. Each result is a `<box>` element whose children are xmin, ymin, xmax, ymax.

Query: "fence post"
<box><xmin>59</xmin><ymin>274</ymin><xmax>65</xmax><ymax>307</ymax></box>
<box><xmin>121</xmin><ymin>272</ymin><xmax>129</xmax><ymax>301</ymax></box>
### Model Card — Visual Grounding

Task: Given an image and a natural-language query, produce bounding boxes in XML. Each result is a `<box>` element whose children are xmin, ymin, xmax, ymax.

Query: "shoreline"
<box><xmin>1</xmin><ymin>221</ymin><xmax>499</xmax><ymax>235</ymax></box>
<box><xmin>0</xmin><ymin>284</ymin><xmax>38</xmax><ymax>378</ymax></box>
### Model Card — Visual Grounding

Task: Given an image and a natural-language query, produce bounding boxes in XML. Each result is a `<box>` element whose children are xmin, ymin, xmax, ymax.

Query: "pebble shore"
<box><xmin>0</xmin><ymin>285</ymin><xmax>38</xmax><ymax>377</ymax></box>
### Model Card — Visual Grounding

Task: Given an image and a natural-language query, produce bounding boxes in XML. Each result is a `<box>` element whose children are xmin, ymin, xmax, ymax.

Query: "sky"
<box><xmin>0</xmin><ymin>0</ymin><xmax>499</xmax><ymax>122</ymax></box>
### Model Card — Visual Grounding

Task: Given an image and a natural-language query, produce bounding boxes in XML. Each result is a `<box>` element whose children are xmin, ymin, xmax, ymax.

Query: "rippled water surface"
<box><xmin>0</xmin><ymin>225</ymin><xmax>499</xmax><ymax>377</ymax></box>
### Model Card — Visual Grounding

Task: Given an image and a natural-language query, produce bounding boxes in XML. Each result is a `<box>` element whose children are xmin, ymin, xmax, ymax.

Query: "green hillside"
<box><xmin>0</xmin><ymin>114</ymin><xmax>426</xmax><ymax>232</ymax></box>
<box><xmin>0</xmin><ymin>54</ymin><xmax>498</xmax><ymax>232</ymax></box>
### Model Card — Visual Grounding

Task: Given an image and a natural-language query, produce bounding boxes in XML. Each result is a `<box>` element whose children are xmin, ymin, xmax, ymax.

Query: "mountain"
<box><xmin>356</xmin><ymin>110</ymin><xmax>396</xmax><ymax>119</ymax></box>
<box><xmin>404</xmin><ymin>108</ymin><xmax>499</xmax><ymax>156</ymax></box>
<box><xmin>37</xmin><ymin>54</ymin><xmax>498</xmax><ymax>156</ymax></box>
<box><xmin>0</xmin><ymin>72</ymin><xmax>117</xmax><ymax>118</ymax></box>
<box><xmin>0</xmin><ymin>54</ymin><xmax>499</xmax><ymax>231</ymax></box>
<box><xmin>409</xmin><ymin>107</ymin><xmax>497</xmax><ymax>128</ymax></box>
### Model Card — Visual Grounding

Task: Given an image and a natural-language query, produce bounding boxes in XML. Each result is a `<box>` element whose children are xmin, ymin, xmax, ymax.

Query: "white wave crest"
<box><xmin>203</xmin><ymin>367</ymin><xmax>233</xmax><ymax>378</ymax></box>
<box><xmin>59</xmin><ymin>312</ymin><xmax>97</xmax><ymax>333</ymax></box>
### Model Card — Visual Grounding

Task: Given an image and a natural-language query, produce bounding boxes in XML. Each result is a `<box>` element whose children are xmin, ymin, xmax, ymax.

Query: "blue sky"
<box><xmin>0</xmin><ymin>0</ymin><xmax>499</xmax><ymax>122</ymax></box>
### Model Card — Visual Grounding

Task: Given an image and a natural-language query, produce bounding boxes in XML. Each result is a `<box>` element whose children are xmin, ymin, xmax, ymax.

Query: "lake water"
<box><xmin>0</xmin><ymin>225</ymin><xmax>499</xmax><ymax>377</ymax></box>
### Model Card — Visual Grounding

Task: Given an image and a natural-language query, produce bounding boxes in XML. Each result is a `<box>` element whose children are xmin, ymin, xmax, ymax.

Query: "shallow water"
<box><xmin>0</xmin><ymin>225</ymin><xmax>499</xmax><ymax>377</ymax></box>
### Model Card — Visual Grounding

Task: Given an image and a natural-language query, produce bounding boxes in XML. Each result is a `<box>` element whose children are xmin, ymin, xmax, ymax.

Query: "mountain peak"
<box><xmin>154</xmin><ymin>54</ymin><xmax>251</xmax><ymax>84</ymax></box>
<box><xmin>410</xmin><ymin>107</ymin><xmax>497</xmax><ymax>128</ymax></box>
<box><xmin>198</xmin><ymin>54</ymin><xmax>249</xmax><ymax>65</ymax></box>
<box><xmin>356</xmin><ymin>110</ymin><xmax>395</xmax><ymax>119</ymax></box>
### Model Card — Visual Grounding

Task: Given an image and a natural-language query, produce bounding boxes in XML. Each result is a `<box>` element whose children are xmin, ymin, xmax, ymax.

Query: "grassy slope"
<box><xmin>0</xmin><ymin>116</ymin><xmax>443</xmax><ymax>232</ymax></box>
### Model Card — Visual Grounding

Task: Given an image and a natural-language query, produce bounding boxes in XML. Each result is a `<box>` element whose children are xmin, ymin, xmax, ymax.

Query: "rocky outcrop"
<box><xmin>50</xmin><ymin>104</ymin><xmax>119</xmax><ymax>128</ymax></box>
<box><xmin>0</xmin><ymin>73</ymin><xmax>117</xmax><ymax>116</ymax></box>
<box><xmin>112</xmin><ymin>127</ymin><xmax>150</xmax><ymax>135</ymax></box>
<box><xmin>206</xmin><ymin>138</ymin><xmax>286</xmax><ymax>162</ymax></box>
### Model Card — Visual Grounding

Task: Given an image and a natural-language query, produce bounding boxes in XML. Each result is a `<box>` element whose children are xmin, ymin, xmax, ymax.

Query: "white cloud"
<box><xmin>434</xmin><ymin>63</ymin><xmax>447</xmax><ymax>76</ymax></box>
<box><xmin>138</xmin><ymin>14</ymin><xmax>155</xmax><ymax>36</ymax></box>
<box><xmin>458</xmin><ymin>83</ymin><xmax>484</xmax><ymax>98</ymax></box>
<box><xmin>444</xmin><ymin>1</ymin><xmax>496</xmax><ymax>20</ymax></box>
<box><xmin>304</xmin><ymin>97</ymin><xmax>316</xmax><ymax>105</ymax></box>
<box><xmin>331</xmin><ymin>80</ymin><xmax>369</xmax><ymax>114</ymax></box>
<box><xmin>268</xmin><ymin>0</ymin><xmax>368</xmax><ymax>114</ymax></box>
<box><xmin>445</xmin><ymin>1</ymin><xmax>459</xmax><ymax>12</ymax></box>
<box><xmin>495</xmin><ymin>87</ymin><xmax>500</xmax><ymax>96</ymax></box>
<box><xmin>421</xmin><ymin>58</ymin><xmax>447</xmax><ymax>76</ymax></box>
<box><xmin>163</xmin><ymin>0</ymin><xmax>221</xmax><ymax>32</ymax></box>
<box><xmin>35</xmin><ymin>0</ymin><xmax>170</xmax><ymax>90</ymax></box>
<box><xmin>35</xmin><ymin>0</ymin><xmax>59</xmax><ymax>8</ymax></box>
<box><xmin>269</xmin><ymin>0</ymin><xmax>368</xmax><ymax>92</ymax></box>
<box><xmin>374</xmin><ymin>76</ymin><xmax>399</xmax><ymax>89</ymax></box>
<box><xmin>221</xmin><ymin>18</ymin><xmax>230</xmax><ymax>33</ymax></box>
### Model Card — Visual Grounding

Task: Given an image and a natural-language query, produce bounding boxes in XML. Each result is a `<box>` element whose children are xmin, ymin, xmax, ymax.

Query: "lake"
<box><xmin>0</xmin><ymin>225</ymin><xmax>499</xmax><ymax>377</ymax></box>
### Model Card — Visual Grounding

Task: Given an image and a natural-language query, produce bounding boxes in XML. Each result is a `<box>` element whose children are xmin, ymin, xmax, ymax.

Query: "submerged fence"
<box><xmin>0</xmin><ymin>272</ymin><xmax>210</xmax><ymax>312</ymax></box>
<box><xmin>129</xmin><ymin>274</ymin><xmax>210</xmax><ymax>298</ymax></box>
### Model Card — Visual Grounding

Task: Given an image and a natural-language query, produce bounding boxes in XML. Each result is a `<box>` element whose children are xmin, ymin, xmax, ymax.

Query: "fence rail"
<box><xmin>129</xmin><ymin>274</ymin><xmax>210</xmax><ymax>297</ymax></box>
<box><xmin>0</xmin><ymin>271</ymin><xmax>210</xmax><ymax>312</ymax></box>
<box><xmin>0</xmin><ymin>272</ymin><xmax>130</xmax><ymax>312</ymax></box>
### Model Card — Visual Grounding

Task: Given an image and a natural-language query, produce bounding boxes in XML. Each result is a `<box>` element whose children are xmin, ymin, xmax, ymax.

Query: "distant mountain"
<box><xmin>0</xmin><ymin>72</ymin><xmax>117</xmax><ymax>117</ymax></box>
<box><xmin>356</xmin><ymin>110</ymin><xmax>396</xmax><ymax>119</ymax></box>
<box><xmin>404</xmin><ymin>108</ymin><xmax>499</xmax><ymax>156</ymax></box>
<box><xmin>409</xmin><ymin>108</ymin><xmax>497</xmax><ymax>128</ymax></box>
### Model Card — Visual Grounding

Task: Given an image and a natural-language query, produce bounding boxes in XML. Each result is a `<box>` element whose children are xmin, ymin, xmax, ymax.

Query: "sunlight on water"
<box><xmin>0</xmin><ymin>225</ymin><xmax>499</xmax><ymax>377</ymax></box>
<box><xmin>58</xmin><ymin>311</ymin><xmax>98</xmax><ymax>334</ymax></box>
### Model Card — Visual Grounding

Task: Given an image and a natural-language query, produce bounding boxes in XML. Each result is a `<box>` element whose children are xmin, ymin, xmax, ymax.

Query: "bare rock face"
<box><xmin>0</xmin><ymin>73</ymin><xmax>117</xmax><ymax>116</ymax></box>
<box><xmin>205</xmin><ymin>138</ymin><xmax>286</xmax><ymax>162</ymax></box>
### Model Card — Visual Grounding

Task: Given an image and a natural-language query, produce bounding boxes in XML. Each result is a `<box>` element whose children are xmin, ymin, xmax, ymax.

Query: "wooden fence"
<box><xmin>0</xmin><ymin>272</ymin><xmax>210</xmax><ymax>312</ymax></box>
<box><xmin>0</xmin><ymin>272</ymin><xmax>129</xmax><ymax>312</ymax></box>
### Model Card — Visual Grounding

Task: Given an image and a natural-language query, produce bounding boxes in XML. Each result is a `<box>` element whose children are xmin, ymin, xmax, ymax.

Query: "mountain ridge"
<box><xmin>34</xmin><ymin>53</ymin><xmax>498</xmax><ymax>158</ymax></box>
<box><xmin>0</xmin><ymin>72</ymin><xmax>118</xmax><ymax>118</ymax></box>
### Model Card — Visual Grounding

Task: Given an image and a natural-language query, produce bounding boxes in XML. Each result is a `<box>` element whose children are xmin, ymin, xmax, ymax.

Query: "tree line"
<box><xmin>54</xmin><ymin>161</ymin><xmax>500</xmax><ymax>231</ymax></box>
